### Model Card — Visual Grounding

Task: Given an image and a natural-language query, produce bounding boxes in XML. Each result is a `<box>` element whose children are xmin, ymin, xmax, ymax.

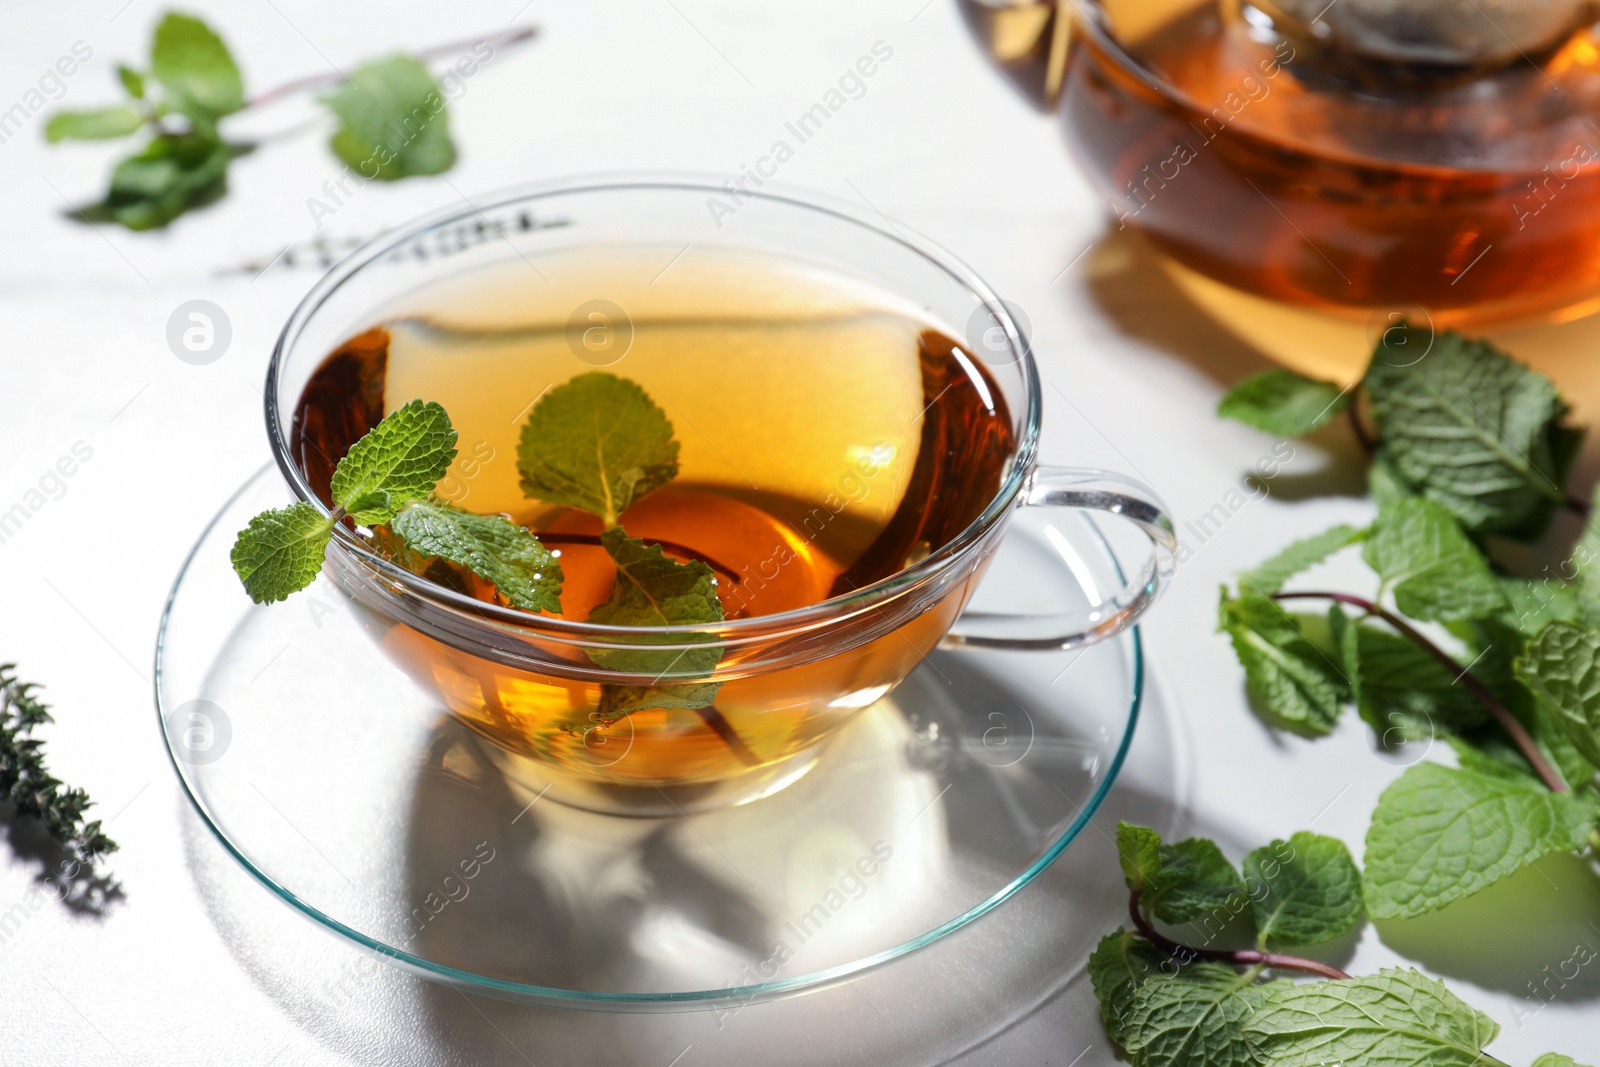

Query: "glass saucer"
<box><xmin>156</xmin><ymin>467</ymin><xmax>1143</xmax><ymax>1010</ymax></box>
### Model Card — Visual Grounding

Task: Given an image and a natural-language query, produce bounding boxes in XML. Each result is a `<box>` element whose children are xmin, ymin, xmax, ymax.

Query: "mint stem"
<box><xmin>1347</xmin><ymin>385</ymin><xmax>1376</xmax><ymax>455</ymax></box>
<box><xmin>1271</xmin><ymin>591</ymin><xmax>1568</xmax><ymax>794</ymax></box>
<box><xmin>242</xmin><ymin>26</ymin><xmax>538</xmax><ymax>110</ymax></box>
<box><xmin>1127</xmin><ymin>887</ymin><xmax>1351</xmax><ymax>981</ymax></box>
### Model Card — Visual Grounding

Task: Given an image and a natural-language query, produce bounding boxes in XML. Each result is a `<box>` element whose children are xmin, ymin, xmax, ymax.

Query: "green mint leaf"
<box><xmin>45</xmin><ymin>107</ymin><xmax>144</xmax><ymax>142</ymax></box>
<box><xmin>1125</xmin><ymin>966</ymin><xmax>1284</xmax><ymax>1067</ymax></box>
<box><xmin>1117</xmin><ymin>823</ymin><xmax>1247</xmax><ymax>925</ymax></box>
<box><xmin>118</xmin><ymin>65</ymin><xmax>146</xmax><ymax>99</ymax></box>
<box><xmin>1497</xmin><ymin>576</ymin><xmax>1582</xmax><ymax>638</ymax></box>
<box><xmin>1365</xmin><ymin>326</ymin><xmax>1574</xmax><ymax>536</ymax></box>
<box><xmin>230</xmin><ymin>502</ymin><xmax>336</xmax><ymax>604</ymax></box>
<box><xmin>1367</xmin><ymin>451</ymin><xmax>1415</xmax><ymax>510</ymax></box>
<box><xmin>322</xmin><ymin>56</ymin><xmax>455</xmax><ymax>180</ymax></box>
<box><xmin>1220</xmin><ymin>593</ymin><xmax>1347</xmax><ymax>736</ymax></box>
<box><xmin>1350</xmin><ymin>624</ymin><xmax>1486</xmax><ymax>736</ymax></box>
<box><xmin>329</xmin><ymin>399</ymin><xmax>458</xmax><ymax>525</ymax></box>
<box><xmin>1533</xmin><ymin>1055</ymin><xmax>1596</xmax><ymax>1067</ymax></box>
<box><xmin>518</xmin><ymin>373</ymin><xmax>680</xmax><ymax>527</ymax></box>
<box><xmin>586</xmin><ymin>528</ymin><xmax>724</xmax><ymax>713</ymax></box>
<box><xmin>1245</xmin><ymin>968</ymin><xmax>1498</xmax><ymax>1067</ymax></box>
<box><xmin>1362</xmin><ymin>498</ymin><xmax>1505</xmax><ymax>622</ymax></box>
<box><xmin>1363</xmin><ymin>762</ymin><xmax>1599</xmax><ymax>919</ymax></box>
<box><xmin>1154</xmin><ymin>838</ymin><xmax>1247</xmax><ymax>926</ymax></box>
<box><xmin>1087</xmin><ymin>930</ymin><xmax>1170</xmax><ymax>1053</ymax></box>
<box><xmin>390</xmin><ymin>500</ymin><xmax>563</xmax><ymax>614</ymax></box>
<box><xmin>1239</xmin><ymin>524</ymin><xmax>1365</xmax><ymax>597</ymax></box>
<box><xmin>150</xmin><ymin>13</ymin><xmax>244</xmax><ymax>120</ymax></box>
<box><xmin>1218</xmin><ymin>369</ymin><xmax>1349</xmax><ymax>437</ymax></box>
<box><xmin>103</xmin><ymin>133</ymin><xmax>232</xmax><ymax>230</ymax></box>
<box><xmin>1116</xmin><ymin>821</ymin><xmax>1163</xmax><ymax>892</ymax></box>
<box><xmin>1242</xmin><ymin>831</ymin><xmax>1363</xmax><ymax>949</ymax></box>
<box><xmin>1573</xmin><ymin>483</ymin><xmax>1600</xmax><ymax>623</ymax></box>
<box><xmin>1516</xmin><ymin>621</ymin><xmax>1600</xmax><ymax>769</ymax></box>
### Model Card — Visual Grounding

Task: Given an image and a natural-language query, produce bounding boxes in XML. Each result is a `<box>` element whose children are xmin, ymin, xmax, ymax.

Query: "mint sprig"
<box><xmin>515</xmin><ymin>374</ymin><xmax>728</xmax><ymax>720</ymax></box>
<box><xmin>1219</xmin><ymin>326</ymin><xmax>1582</xmax><ymax>538</ymax></box>
<box><xmin>45</xmin><ymin>11</ymin><xmax>465</xmax><ymax>229</ymax></box>
<box><xmin>1092</xmin><ymin>823</ymin><xmax>1581</xmax><ymax>1067</ymax></box>
<box><xmin>232</xmin><ymin>399</ymin><xmax>563</xmax><ymax>609</ymax></box>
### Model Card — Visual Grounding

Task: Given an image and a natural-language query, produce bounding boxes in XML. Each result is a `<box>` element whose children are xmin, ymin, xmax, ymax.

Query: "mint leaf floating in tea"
<box><xmin>1244</xmin><ymin>969</ymin><xmax>1500</xmax><ymax>1067</ymax></box>
<box><xmin>329</xmin><ymin>397</ymin><xmax>458</xmax><ymax>523</ymax></box>
<box><xmin>1217</xmin><ymin>368</ymin><xmax>1349</xmax><ymax>437</ymax></box>
<box><xmin>587</xmin><ymin>529</ymin><xmax>725</xmax><ymax>717</ymax></box>
<box><xmin>390</xmin><ymin>501</ymin><xmax>562</xmax><ymax>613</ymax></box>
<box><xmin>518</xmin><ymin>372</ymin><xmax>680</xmax><ymax>528</ymax></box>
<box><xmin>1363</xmin><ymin>762</ymin><xmax>1598</xmax><ymax>919</ymax></box>
<box><xmin>232</xmin><ymin>399</ymin><xmax>564</xmax><ymax>609</ymax></box>
<box><xmin>322</xmin><ymin>56</ymin><xmax>455</xmax><ymax>180</ymax></box>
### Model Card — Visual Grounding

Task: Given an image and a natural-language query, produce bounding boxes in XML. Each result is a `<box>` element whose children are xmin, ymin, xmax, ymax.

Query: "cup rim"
<box><xmin>265</xmin><ymin>172</ymin><xmax>1042</xmax><ymax>638</ymax></box>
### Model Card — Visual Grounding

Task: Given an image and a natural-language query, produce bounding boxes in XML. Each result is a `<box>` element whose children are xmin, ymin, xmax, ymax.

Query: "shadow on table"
<box><xmin>178</xmin><ymin>654</ymin><xmax>1194</xmax><ymax>1067</ymax></box>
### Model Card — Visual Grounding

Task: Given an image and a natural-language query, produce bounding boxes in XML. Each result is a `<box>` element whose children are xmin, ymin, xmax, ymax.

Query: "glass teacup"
<box><xmin>266</xmin><ymin>176</ymin><xmax>1176</xmax><ymax>814</ymax></box>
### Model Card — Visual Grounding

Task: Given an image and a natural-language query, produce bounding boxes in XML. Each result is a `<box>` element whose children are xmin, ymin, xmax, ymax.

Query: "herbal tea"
<box><xmin>288</xmin><ymin>250</ymin><xmax>1015</xmax><ymax>795</ymax></box>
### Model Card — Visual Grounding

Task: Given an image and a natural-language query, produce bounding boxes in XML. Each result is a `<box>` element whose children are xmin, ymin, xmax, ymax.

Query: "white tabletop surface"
<box><xmin>3</xmin><ymin>1</ymin><xmax>1597</xmax><ymax>1064</ymax></box>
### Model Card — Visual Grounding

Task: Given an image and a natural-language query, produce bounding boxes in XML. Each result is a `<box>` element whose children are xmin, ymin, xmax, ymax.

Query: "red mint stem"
<box><xmin>1128</xmin><ymin>888</ymin><xmax>1351</xmax><ymax>981</ymax></box>
<box><xmin>1271</xmin><ymin>591</ymin><xmax>1567</xmax><ymax>794</ymax></box>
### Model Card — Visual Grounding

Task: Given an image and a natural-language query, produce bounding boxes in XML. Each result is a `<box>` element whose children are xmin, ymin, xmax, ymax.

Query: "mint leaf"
<box><xmin>1573</xmin><ymin>484</ymin><xmax>1600</xmax><ymax>623</ymax></box>
<box><xmin>330</xmin><ymin>398</ymin><xmax>458</xmax><ymax>524</ymax></box>
<box><xmin>1362</xmin><ymin>498</ymin><xmax>1505</xmax><ymax>622</ymax></box>
<box><xmin>1220</xmin><ymin>594</ymin><xmax>1347</xmax><ymax>736</ymax></box>
<box><xmin>103</xmin><ymin>133</ymin><xmax>232</xmax><ymax>230</ymax></box>
<box><xmin>1153</xmin><ymin>838</ymin><xmax>1246</xmax><ymax>925</ymax></box>
<box><xmin>1243</xmin><ymin>832</ymin><xmax>1363</xmax><ymax>948</ymax></box>
<box><xmin>1117</xmin><ymin>823</ymin><xmax>1245</xmax><ymax>925</ymax></box>
<box><xmin>1517</xmin><ymin>622</ymin><xmax>1600</xmax><ymax>769</ymax></box>
<box><xmin>518</xmin><ymin>374</ymin><xmax>680</xmax><ymax>527</ymax></box>
<box><xmin>1365</xmin><ymin>326</ymin><xmax>1574</xmax><ymax>536</ymax></box>
<box><xmin>150</xmin><ymin>13</ymin><xmax>243</xmax><ymax>122</ymax></box>
<box><xmin>118</xmin><ymin>65</ymin><xmax>146</xmax><ymax>99</ymax></box>
<box><xmin>1363</xmin><ymin>762</ymin><xmax>1599</xmax><ymax>919</ymax></box>
<box><xmin>45</xmin><ymin>107</ymin><xmax>144</xmax><ymax>142</ymax></box>
<box><xmin>1218</xmin><ymin>369</ymin><xmax>1349</xmax><ymax>437</ymax></box>
<box><xmin>390</xmin><ymin>500</ymin><xmax>562</xmax><ymax>614</ymax></box>
<box><xmin>1498</xmin><ymin>576</ymin><xmax>1582</xmax><ymax>638</ymax></box>
<box><xmin>322</xmin><ymin>56</ymin><xmax>454</xmax><ymax>180</ymax></box>
<box><xmin>1087</xmin><ymin>930</ymin><xmax>1170</xmax><ymax>1052</ymax></box>
<box><xmin>1533</xmin><ymin>1055</ymin><xmax>1595</xmax><ymax>1067</ymax></box>
<box><xmin>1117</xmin><ymin>821</ymin><xmax>1163</xmax><ymax>891</ymax></box>
<box><xmin>1239</xmin><ymin>524</ymin><xmax>1365</xmax><ymax>597</ymax></box>
<box><xmin>1245</xmin><ymin>968</ymin><xmax>1498</xmax><ymax>1067</ymax></box>
<box><xmin>586</xmin><ymin>528</ymin><xmax>724</xmax><ymax>713</ymax></box>
<box><xmin>1124</xmin><ymin>966</ymin><xmax>1283</xmax><ymax>1067</ymax></box>
<box><xmin>230</xmin><ymin>502</ymin><xmax>336</xmax><ymax>604</ymax></box>
<box><xmin>1351</xmin><ymin>624</ymin><xmax>1486</xmax><ymax>735</ymax></box>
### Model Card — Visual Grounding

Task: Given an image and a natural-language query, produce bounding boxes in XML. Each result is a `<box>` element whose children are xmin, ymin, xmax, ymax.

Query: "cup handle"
<box><xmin>942</xmin><ymin>466</ymin><xmax>1178</xmax><ymax>652</ymax></box>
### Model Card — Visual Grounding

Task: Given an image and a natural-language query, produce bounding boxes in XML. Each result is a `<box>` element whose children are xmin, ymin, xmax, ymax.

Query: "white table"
<box><xmin>3</xmin><ymin>1</ymin><xmax>1596</xmax><ymax>1063</ymax></box>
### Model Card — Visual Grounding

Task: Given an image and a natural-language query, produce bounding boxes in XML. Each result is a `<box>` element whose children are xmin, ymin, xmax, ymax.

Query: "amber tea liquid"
<box><xmin>292</xmin><ymin>249</ymin><xmax>1014</xmax><ymax>798</ymax></box>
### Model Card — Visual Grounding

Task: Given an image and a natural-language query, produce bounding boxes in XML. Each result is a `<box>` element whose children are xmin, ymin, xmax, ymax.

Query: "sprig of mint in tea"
<box><xmin>1092</xmin><ymin>821</ymin><xmax>1587</xmax><ymax>1067</ymax></box>
<box><xmin>232</xmin><ymin>373</ymin><xmax>726</xmax><ymax>717</ymax></box>
<box><xmin>44</xmin><ymin>12</ymin><xmax>523</xmax><ymax>229</ymax></box>
<box><xmin>1084</xmin><ymin>327</ymin><xmax>1600</xmax><ymax>1065</ymax></box>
